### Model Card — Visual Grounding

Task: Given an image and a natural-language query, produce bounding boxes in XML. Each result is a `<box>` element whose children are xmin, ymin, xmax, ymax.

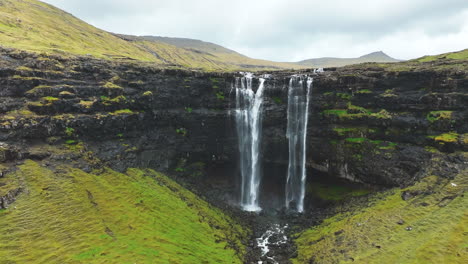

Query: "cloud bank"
<box><xmin>42</xmin><ymin>0</ymin><xmax>468</xmax><ymax>61</ymax></box>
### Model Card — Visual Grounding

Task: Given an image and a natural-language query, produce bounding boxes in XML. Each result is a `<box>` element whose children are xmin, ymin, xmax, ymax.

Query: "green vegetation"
<box><xmin>379</xmin><ymin>142</ymin><xmax>398</xmax><ymax>150</ymax></box>
<box><xmin>175</xmin><ymin>167</ymin><xmax>186</xmax><ymax>172</ymax></box>
<box><xmin>79</xmin><ymin>100</ymin><xmax>94</xmax><ymax>109</ymax></box>
<box><xmin>293</xmin><ymin>170</ymin><xmax>468</xmax><ymax>264</ymax></box>
<box><xmin>15</xmin><ymin>66</ymin><xmax>33</xmax><ymax>71</ymax></box>
<box><xmin>101</xmin><ymin>95</ymin><xmax>127</xmax><ymax>106</ymax></box>
<box><xmin>272</xmin><ymin>96</ymin><xmax>283</xmax><ymax>104</ymax></box>
<box><xmin>0</xmin><ymin>0</ymin><xmax>157</xmax><ymax>61</ymax></box>
<box><xmin>65</xmin><ymin>127</ymin><xmax>75</xmax><ymax>137</ymax></box>
<box><xmin>102</xmin><ymin>82</ymin><xmax>122</xmax><ymax>89</ymax></box>
<box><xmin>216</xmin><ymin>92</ymin><xmax>225</xmax><ymax>100</ymax></box>
<box><xmin>176</xmin><ymin>128</ymin><xmax>188</xmax><ymax>136</ymax></box>
<box><xmin>426</xmin><ymin>111</ymin><xmax>453</xmax><ymax>123</ymax></box>
<box><xmin>185</xmin><ymin>107</ymin><xmax>193</xmax><ymax>113</ymax></box>
<box><xmin>347</xmin><ymin>103</ymin><xmax>371</xmax><ymax>114</ymax></box>
<box><xmin>0</xmin><ymin>0</ymin><xmax>304</xmax><ymax>71</ymax></box>
<box><xmin>65</xmin><ymin>139</ymin><xmax>77</xmax><ymax>145</ymax></box>
<box><xmin>338</xmin><ymin>137</ymin><xmax>397</xmax><ymax>150</ymax></box>
<box><xmin>59</xmin><ymin>91</ymin><xmax>74</xmax><ymax>97</ymax></box>
<box><xmin>308</xmin><ymin>182</ymin><xmax>371</xmax><ymax>201</ymax></box>
<box><xmin>0</xmin><ymin>161</ymin><xmax>248</xmax><ymax>263</ymax></box>
<box><xmin>42</xmin><ymin>96</ymin><xmax>59</xmax><ymax>102</ymax></box>
<box><xmin>111</xmin><ymin>109</ymin><xmax>134</xmax><ymax>115</ymax></box>
<box><xmin>381</xmin><ymin>89</ymin><xmax>397</xmax><ymax>98</ymax></box>
<box><xmin>345</xmin><ymin>137</ymin><xmax>367</xmax><ymax>143</ymax></box>
<box><xmin>323</xmin><ymin>105</ymin><xmax>391</xmax><ymax>120</ymax></box>
<box><xmin>425</xmin><ymin>146</ymin><xmax>439</xmax><ymax>153</ymax></box>
<box><xmin>434</xmin><ymin>132</ymin><xmax>459</xmax><ymax>143</ymax></box>
<box><xmin>333</xmin><ymin>126</ymin><xmax>377</xmax><ymax>137</ymax></box>
<box><xmin>417</xmin><ymin>49</ymin><xmax>468</xmax><ymax>62</ymax></box>
<box><xmin>6</xmin><ymin>109</ymin><xmax>35</xmax><ymax>116</ymax></box>
<box><xmin>356</xmin><ymin>89</ymin><xmax>372</xmax><ymax>94</ymax></box>
<box><xmin>142</xmin><ymin>91</ymin><xmax>153</xmax><ymax>96</ymax></box>
<box><xmin>336</xmin><ymin>93</ymin><xmax>352</xmax><ymax>100</ymax></box>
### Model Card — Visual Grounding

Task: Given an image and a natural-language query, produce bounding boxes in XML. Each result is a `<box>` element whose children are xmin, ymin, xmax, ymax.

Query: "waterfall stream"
<box><xmin>235</xmin><ymin>74</ymin><xmax>265</xmax><ymax>212</ymax></box>
<box><xmin>285</xmin><ymin>76</ymin><xmax>313</xmax><ymax>212</ymax></box>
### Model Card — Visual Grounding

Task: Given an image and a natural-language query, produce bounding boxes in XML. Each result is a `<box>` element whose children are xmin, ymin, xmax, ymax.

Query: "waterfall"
<box><xmin>235</xmin><ymin>74</ymin><xmax>265</xmax><ymax>212</ymax></box>
<box><xmin>285</xmin><ymin>76</ymin><xmax>313</xmax><ymax>212</ymax></box>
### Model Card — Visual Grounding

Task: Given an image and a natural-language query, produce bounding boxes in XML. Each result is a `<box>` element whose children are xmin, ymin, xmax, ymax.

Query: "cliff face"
<box><xmin>1</xmin><ymin>48</ymin><xmax>467</xmax><ymax>209</ymax></box>
<box><xmin>261</xmin><ymin>64</ymin><xmax>467</xmax><ymax>188</ymax></box>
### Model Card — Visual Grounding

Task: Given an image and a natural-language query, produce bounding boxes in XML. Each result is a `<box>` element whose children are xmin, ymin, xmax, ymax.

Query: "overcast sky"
<box><xmin>42</xmin><ymin>0</ymin><xmax>468</xmax><ymax>61</ymax></box>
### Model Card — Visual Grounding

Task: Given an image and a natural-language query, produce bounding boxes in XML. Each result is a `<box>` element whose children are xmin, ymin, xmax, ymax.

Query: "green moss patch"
<box><xmin>293</xmin><ymin>170</ymin><xmax>468</xmax><ymax>264</ymax></box>
<box><xmin>426</xmin><ymin>111</ymin><xmax>453</xmax><ymax>123</ymax></box>
<box><xmin>434</xmin><ymin>132</ymin><xmax>459</xmax><ymax>143</ymax></box>
<box><xmin>0</xmin><ymin>160</ymin><xmax>248</xmax><ymax>263</ymax></box>
<box><xmin>418</xmin><ymin>49</ymin><xmax>468</xmax><ymax>62</ymax></box>
<box><xmin>308</xmin><ymin>182</ymin><xmax>371</xmax><ymax>201</ymax></box>
<box><xmin>322</xmin><ymin>105</ymin><xmax>391</xmax><ymax>120</ymax></box>
<box><xmin>111</xmin><ymin>109</ymin><xmax>135</xmax><ymax>115</ymax></box>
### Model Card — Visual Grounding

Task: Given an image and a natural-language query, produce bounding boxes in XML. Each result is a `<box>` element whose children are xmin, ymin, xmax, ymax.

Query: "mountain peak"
<box><xmin>359</xmin><ymin>51</ymin><xmax>392</xmax><ymax>59</ymax></box>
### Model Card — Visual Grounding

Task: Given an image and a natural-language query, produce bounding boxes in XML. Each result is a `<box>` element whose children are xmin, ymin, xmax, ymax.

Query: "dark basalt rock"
<box><xmin>0</xmin><ymin>187</ymin><xmax>22</xmax><ymax>209</ymax></box>
<box><xmin>0</xmin><ymin>47</ymin><xmax>466</xmax><ymax>209</ymax></box>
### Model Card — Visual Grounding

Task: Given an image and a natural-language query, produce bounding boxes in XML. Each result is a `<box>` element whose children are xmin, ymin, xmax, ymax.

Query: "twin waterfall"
<box><xmin>285</xmin><ymin>76</ymin><xmax>313</xmax><ymax>212</ymax></box>
<box><xmin>234</xmin><ymin>73</ymin><xmax>313</xmax><ymax>212</ymax></box>
<box><xmin>235</xmin><ymin>74</ymin><xmax>265</xmax><ymax>212</ymax></box>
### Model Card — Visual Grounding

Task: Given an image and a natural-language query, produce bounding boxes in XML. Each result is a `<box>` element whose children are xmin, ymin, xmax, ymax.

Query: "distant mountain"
<box><xmin>139</xmin><ymin>36</ymin><xmax>239</xmax><ymax>55</ymax></box>
<box><xmin>116</xmin><ymin>34</ymin><xmax>302</xmax><ymax>70</ymax></box>
<box><xmin>296</xmin><ymin>51</ymin><xmax>401</xmax><ymax>68</ymax></box>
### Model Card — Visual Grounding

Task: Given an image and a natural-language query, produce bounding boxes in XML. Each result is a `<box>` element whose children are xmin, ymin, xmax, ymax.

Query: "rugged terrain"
<box><xmin>0</xmin><ymin>1</ymin><xmax>467</xmax><ymax>263</ymax></box>
<box><xmin>0</xmin><ymin>44</ymin><xmax>467</xmax><ymax>262</ymax></box>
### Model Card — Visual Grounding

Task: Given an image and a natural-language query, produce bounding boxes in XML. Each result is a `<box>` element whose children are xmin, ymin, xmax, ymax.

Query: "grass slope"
<box><xmin>292</xmin><ymin>167</ymin><xmax>468</xmax><ymax>264</ymax></box>
<box><xmin>0</xmin><ymin>160</ymin><xmax>248</xmax><ymax>263</ymax></box>
<box><xmin>0</xmin><ymin>0</ymin><xmax>160</xmax><ymax>61</ymax></box>
<box><xmin>417</xmin><ymin>49</ymin><xmax>468</xmax><ymax>62</ymax></box>
<box><xmin>0</xmin><ymin>0</ymin><xmax>303</xmax><ymax>71</ymax></box>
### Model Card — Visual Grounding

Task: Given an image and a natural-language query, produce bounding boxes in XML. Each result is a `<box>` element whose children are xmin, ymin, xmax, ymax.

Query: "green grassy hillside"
<box><xmin>417</xmin><ymin>49</ymin><xmax>468</xmax><ymax>62</ymax></box>
<box><xmin>0</xmin><ymin>0</ymin><xmax>303</xmax><ymax>71</ymax></box>
<box><xmin>292</xmin><ymin>165</ymin><xmax>468</xmax><ymax>264</ymax></box>
<box><xmin>0</xmin><ymin>160</ymin><xmax>248</xmax><ymax>263</ymax></box>
<box><xmin>0</xmin><ymin>0</ymin><xmax>160</xmax><ymax>61</ymax></box>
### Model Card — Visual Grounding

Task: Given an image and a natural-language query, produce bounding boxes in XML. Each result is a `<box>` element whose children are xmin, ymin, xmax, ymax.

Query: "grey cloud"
<box><xmin>42</xmin><ymin>0</ymin><xmax>468</xmax><ymax>60</ymax></box>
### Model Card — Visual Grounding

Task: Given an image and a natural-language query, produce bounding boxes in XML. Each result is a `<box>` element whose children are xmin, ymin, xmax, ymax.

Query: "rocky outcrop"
<box><xmin>258</xmin><ymin>64</ymin><xmax>467</xmax><ymax>188</ymax></box>
<box><xmin>0</xmin><ymin>187</ymin><xmax>22</xmax><ymax>209</ymax></box>
<box><xmin>0</xmin><ymin>48</ymin><xmax>467</xmax><ymax>208</ymax></box>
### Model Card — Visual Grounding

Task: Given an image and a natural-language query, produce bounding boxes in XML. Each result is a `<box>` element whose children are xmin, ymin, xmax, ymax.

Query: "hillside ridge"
<box><xmin>297</xmin><ymin>51</ymin><xmax>400</xmax><ymax>68</ymax></box>
<box><xmin>0</xmin><ymin>0</ymin><xmax>302</xmax><ymax>71</ymax></box>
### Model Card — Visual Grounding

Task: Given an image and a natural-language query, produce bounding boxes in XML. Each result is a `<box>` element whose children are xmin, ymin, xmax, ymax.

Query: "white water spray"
<box><xmin>285</xmin><ymin>76</ymin><xmax>313</xmax><ymax>212</ymax></box>
<box><xmin>235</xmin><ymin>73</ymin><xmax>265</xmax><ymax>212</ymax></box>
